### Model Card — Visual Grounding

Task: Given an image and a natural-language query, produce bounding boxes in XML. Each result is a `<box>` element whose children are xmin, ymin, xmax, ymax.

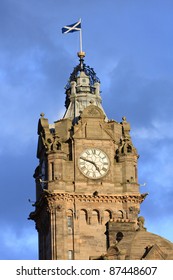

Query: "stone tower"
<box><xmin>30</xmin><ymin>52</ymin><xmax>173</xmax><ymax>260</ymax></box>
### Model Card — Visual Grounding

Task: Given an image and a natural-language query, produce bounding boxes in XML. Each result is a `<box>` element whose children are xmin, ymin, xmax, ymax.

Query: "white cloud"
<box><xmin>132</xmin><ymin>119</ymin><xmax>173</xmax><ymax>141</ymax></box>
<box><xmin>0</xmin><ymin>225</ymin><xmax>37</xmax><ymax>259</ymax></box>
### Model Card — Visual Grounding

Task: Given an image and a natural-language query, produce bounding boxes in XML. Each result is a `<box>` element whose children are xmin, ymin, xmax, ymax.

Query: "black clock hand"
<box><xmin>80</xmin><ymin>156</ymin><xmax>96</xmax><ymax>165</ymax></box>
<box><xmin>80</xmin><ymin>156</ymin><xmax>100</xmax><ymax>172</ymax></box>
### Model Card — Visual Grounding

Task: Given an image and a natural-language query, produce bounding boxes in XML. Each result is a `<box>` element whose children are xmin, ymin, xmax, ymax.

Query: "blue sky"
<box><xmin>0</xmin><ymin>0</ymin><xmax>173</xmax><ymax>259</ymax></box>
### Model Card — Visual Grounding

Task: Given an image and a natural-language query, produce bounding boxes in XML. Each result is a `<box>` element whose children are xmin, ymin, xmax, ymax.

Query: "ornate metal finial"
<box><xmin>40</xmin><ymin>112</ymin><xmax>45</xmax><ymax>118</ymax></box>
<box><xmin>65</xmin><ymin>58</ymin><xmax>100</xmax><ymax>92</ymax></box>
<box><xmin>77</xmin><ymin>51</ymin><xmax>86</xmax><ymax>59</ymax></box>
<box><xmin>77</xmin><ymin>51</ymin><xmax>85</xmax><ymax>70</ymax></box>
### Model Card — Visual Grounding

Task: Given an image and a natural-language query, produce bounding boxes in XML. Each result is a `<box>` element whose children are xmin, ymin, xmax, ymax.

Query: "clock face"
<box><xmin>78</xmin><ymin>148</ymin><xmax>110</xmax><ymax>179</ymax></box>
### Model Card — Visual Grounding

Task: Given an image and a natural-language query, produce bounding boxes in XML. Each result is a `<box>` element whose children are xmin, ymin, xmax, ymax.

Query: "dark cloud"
<box><xmin>102</xmin><ymin>53</ymin><xmax>173</xmax><ymax>242</ymax></box>
<box><xmin>103</xmin><ymin>57</ymin><xmax>173</xmax><ymax>125</ymax></box>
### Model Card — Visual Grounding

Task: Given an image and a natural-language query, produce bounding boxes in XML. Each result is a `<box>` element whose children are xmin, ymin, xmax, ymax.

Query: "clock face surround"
<box><xmin>78</xmin><ymin>148</ymin><xmax>110</xmax><ymax>179</ymax></box>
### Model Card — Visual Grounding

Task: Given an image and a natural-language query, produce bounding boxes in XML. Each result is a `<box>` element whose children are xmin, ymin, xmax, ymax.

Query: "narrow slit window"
<box><xmin>67</xmin><ymin>215</ymin><xmax>73</xmax><ymax>234</ymax></box>
<box><xmin>50</xmin><ymin>162</ymin><xmax>54</xmax><ymax>181</ymax></box>
<box><xmin>67</xmin><ymin>216</ymin><xmax>73</xmax><ymax>228</ymax></box>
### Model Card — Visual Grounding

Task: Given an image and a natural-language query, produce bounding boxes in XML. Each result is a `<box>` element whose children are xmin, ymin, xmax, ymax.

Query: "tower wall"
<box><xmin>29</xmin><ymin>55</ymin><xmax>149</xmax><ymax>260</ymax></box>
<box><xmin>30</xmin><ymin>104</ymin><xmax>145</xmax><ymax>259</ymax></box>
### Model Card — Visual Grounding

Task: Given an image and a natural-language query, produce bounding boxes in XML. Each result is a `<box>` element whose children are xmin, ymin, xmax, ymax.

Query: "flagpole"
<box><xmin>78</xmin><ymin>19</ymin><xmax>85</xmax><ymax>61</ymax></box>
<box><xmin>79</xmin><ymin>18</ymin><xmax>82</xmax><ymax>52</ymax></box>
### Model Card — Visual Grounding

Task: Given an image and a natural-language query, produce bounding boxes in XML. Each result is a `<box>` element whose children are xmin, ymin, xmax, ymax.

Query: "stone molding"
<box><xmin>41</xmin><ymin>190</ymin><xmax>147</xmax><ymax>203</ymax></box>
<box><xmin>30</xmin><ymin>191</ymin><xmax>147</xmax><ymax>216</ymax></box>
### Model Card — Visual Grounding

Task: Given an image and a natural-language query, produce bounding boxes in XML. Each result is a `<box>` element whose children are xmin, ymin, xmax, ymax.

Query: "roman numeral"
<box><xmin>101</xmin><ymin>156</ymin><xmax>106</xmax><ymax>160</ymax></box>
<box><xmin>81</xmin><ymin>166</ymin><xmax>86</xmax><ymax>171</ymax></box>
<box><xmin>102</xmin><ymin>167</ymin><xmax>108</xmax><ymax>172</ymax></box>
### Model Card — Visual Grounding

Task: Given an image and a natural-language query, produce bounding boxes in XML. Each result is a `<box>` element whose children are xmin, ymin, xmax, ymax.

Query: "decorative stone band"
<box><xmin>43</xmin><ymin>190</ymin><xmax>147</xmax><ymax>202</ymax></box>
<box><xmin>29</xmin><ymin>191</ymin><xmax>148</xmax><ymax>218</ymax></box>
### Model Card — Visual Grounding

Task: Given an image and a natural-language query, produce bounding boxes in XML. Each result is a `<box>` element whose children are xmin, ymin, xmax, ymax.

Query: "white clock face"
<box><xmin>78</xmin><ymin>148</ymin><xmax>110</xmax><ymax>179</ymax></box>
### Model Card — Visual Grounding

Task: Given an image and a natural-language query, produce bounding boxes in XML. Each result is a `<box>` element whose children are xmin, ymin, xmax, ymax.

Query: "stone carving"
<box><xmin>104</xmin><ymin>243</ymin><xmax>126</xmax><ymax>260</ymax></box>
<box><xmin>114</xmin><ymin>117</ymin><xmax>138</xmax><ymax>158</ymax></box>
<box><xmin>56</xmin><ymin>204</ymin><xmax>63</xmax><ymax>212</ymax></box>
<box><xmin>87</xmin><ymin>107</ymin><xmax>100</xmax><ymax>116</ymax></box>
<box><xmin>39</xmin><ymin>131</ymin><xmax>62</xmax><ymax>153</ymax></box>
<box><xmin>137</xmin><ymin>216</ymin><xmax>146</xmax><ymax>231</ymax></box>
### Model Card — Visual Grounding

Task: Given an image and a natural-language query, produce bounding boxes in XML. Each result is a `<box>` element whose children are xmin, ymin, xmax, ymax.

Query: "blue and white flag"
<box><xmin>62</xmin><ymin>21</ymin><xmax>81</xmax><ymax>34</ymax></box>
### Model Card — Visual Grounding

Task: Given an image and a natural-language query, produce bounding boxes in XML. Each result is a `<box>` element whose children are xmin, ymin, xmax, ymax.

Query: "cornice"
<box><xmin>29</xmin><ymin>191</ymin><xmax>147</xmax><ymax>221</ymax></box>
<box><xmin>37</xmin><ymin>190</ymin><xmax>148</xmax><ymax>205</ymax></box>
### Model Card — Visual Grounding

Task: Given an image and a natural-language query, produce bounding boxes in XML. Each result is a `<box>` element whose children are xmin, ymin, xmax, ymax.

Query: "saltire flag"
<box><xmin>62</xmin><ymin>21</ymin><xmax>81</xmax><ymax>34</ymax></box>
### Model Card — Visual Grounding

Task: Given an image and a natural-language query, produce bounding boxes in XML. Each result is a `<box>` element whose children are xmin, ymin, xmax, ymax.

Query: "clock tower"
<box><xmin>30</xmin><ymin>52</ymin><xmax>147</xmax><ymax>260</ymax></box>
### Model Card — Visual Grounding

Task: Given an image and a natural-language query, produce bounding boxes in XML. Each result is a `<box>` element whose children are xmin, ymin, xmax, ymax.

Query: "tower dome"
<box><xmin>95</xmin><ymin>217</ymin><xmax>173</xmax><ymax>260</ymax></box>
<box><xmin>63</xmin><ymin>53</ymin><xmax>107</xmax><ymax>123</ymax></box>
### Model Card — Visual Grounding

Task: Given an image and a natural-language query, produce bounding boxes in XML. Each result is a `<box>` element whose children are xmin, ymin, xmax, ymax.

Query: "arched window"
<box><xmin>80</xmin><ymin>209</ymin><xmax>88</xmax><ymax>224</ymax></box>
<box><xmin>104</xmin><ymin>210</ymin><xmax>112</xmax><ymax>224</ymax></box>
<box><xmin>91</xmin><ymin>210</ymin><xmax>99</xmax><ymax>224</ymax></box>
<box><xmin>117</xmin><ymin>210</ymin><xmax>124</xmax><ymax>219</ymax></box>
<box><xmin>57</xmin><ymin>142</ymin><xmax>61</xmax><ymax>150</ymax></box>
<box><xmin>116</xmin><ymin>232</ymin><xmax>124</xmax><ymax>242</ymax></box>
<box><xmin>127</xmin><ymin>144</ymin><xmax>132</xmax><ymax>153</ymax></box>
